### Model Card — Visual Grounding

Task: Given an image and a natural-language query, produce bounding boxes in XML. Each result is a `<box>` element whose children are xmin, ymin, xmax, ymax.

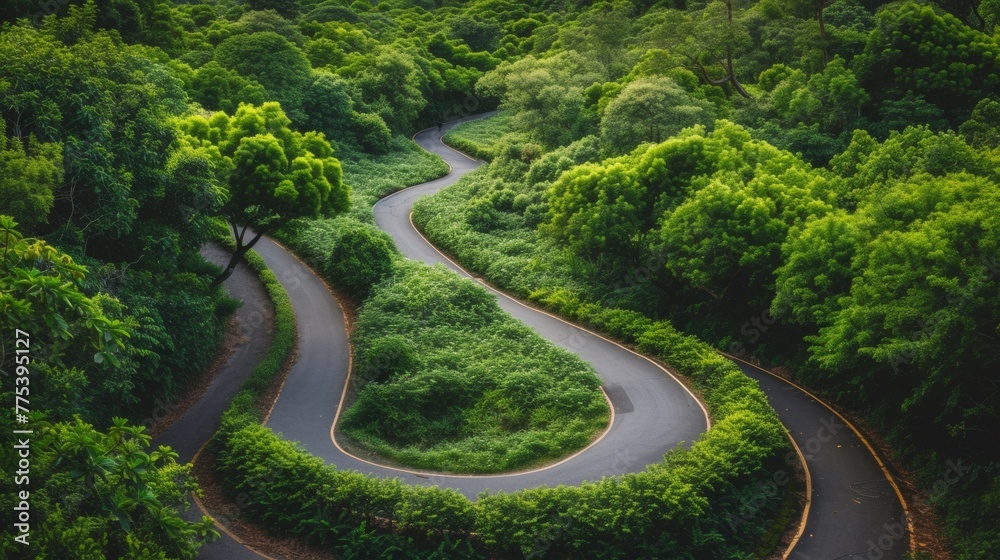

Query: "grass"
<box><xmin>338</xmin><ymin>136</ymin><xmax>449</xmax><ymax>223</ymax></box>
<box><xmin>442</xmin><ymin>112</ymin><xmax>516</xmax><ymax>161</ymax></box>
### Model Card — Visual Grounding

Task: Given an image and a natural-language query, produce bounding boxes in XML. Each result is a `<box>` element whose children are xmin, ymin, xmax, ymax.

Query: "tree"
<box><xmin>960</xmin><ymin>97</ymin><xmax>1000</xmax><ymax>149</ymax></box>
<box><xmin>229</xmin><ymin>9</ymin><xmax>306</xmax><ymax>45</ymax></box>
<box><xmin>350</xmin><ymin>50</ymin><xmax>427</xmax><ymax>134</ymax></box>
<box><xmin>0</xmin><ymin>24</ymin><xmax>186</xmax><ymax>247</ymax></box>
<box><xmin>647</xmin><ymin>1</ymin><xmax>754</xmax><ymax>98</ymax></box>
<box><xmin>542</xmin><ymin>158</ymin><xmax>647</xmax><ymax>259</ymax></box>
<box><xmin>771</xmin><ymin>211</ymin><xmax>870</xmax><ymax>325</ymax></box>
<box><xmin>175</xmin><ymin>103</ymin><xmax>349</xmax><ymax>285</ymax></box>
<box><xmin>559</xmin><ymin>1</ymin><xmax>635</xmax><ymax>79</ymax></box>
<box><xmin>302</xmin><ymin>73</ymin><xmax>356</xmax><ymax>145</ymax></box>
<box><xmin>0</xmin><ymin>215</ymin><xmax>128</xmax><ymax>371</ymax></box>
<box><xmin>830</xmin><ymin>126</ymin><xmax>999</xmax><ymax>206</ymax></box>
<box><xmin>808</xmin><ymin>172</ymin><xmax>1000</xmax><ymax>446</ymax></box>
<box><xmin>477</xmin><ymin>52</ymin><xmax>603</xmax><ymax>147</ymax></box>
<box><xmin>450</xmin><ymin>16</ymin><xmax>503</xmax><ymax>52</ymax></box>
<box><xmin>189</xmin><ymin>61</ymin><xmax>268</xmax><ymax>114</ymax></box>
<box><xmin>214</xmin><ymin>32</ymin><xmax>312</xmax><ymax>122</ymax></box>
<box><xmin>650</xmin><ymin>122</ymin><xmax>838</xmax><ymax>304</ymax></box>
<box><xmin>756</xmin><ymin>57</ymin><xmax>867</xmax><ymax>133</ymax></box>
<box><xmin>0</xmin><ymin>119</ymin><xmax>62</xmax><ymax>231</ymax></box>
<box><xmin>350</xmin><ymin>111</ymin><xmax>393</xmax><ymax>154</ymax></box>
<box><xmin>242</xmin><ymin>0</ymin><xmax>302</xmax><ymax>19</ymax></box>
<box><xmin>600</xmin><ymin>76</ymin><xmax>714</xmax><ymax>153</ymax></box>
<box><xmin>854</xmin><ymin>3</ymin><xmax>1000</xmax><ymax>126</ymax></box>
<box><xmin>0</xmin><ymin>417</ymin><xmax>219</xmax><ymax>558</ymax></box>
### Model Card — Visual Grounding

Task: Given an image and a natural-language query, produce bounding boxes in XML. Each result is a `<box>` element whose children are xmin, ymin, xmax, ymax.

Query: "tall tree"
<box><xmin>175</xmin><ymin>103</ymin><xmax>349</xmax><ymax>285</ymax></box>
<box><xmin>599</xmin><ymin>76</ymin><xmax>714</xmax><ymax>153</ymax></box>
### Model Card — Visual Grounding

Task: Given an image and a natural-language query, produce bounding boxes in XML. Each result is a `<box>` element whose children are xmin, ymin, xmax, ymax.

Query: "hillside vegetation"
<box><xmin>2</xmin><ymin>0</ymin><xmax>997</xmax><ymax>556</ymax></box>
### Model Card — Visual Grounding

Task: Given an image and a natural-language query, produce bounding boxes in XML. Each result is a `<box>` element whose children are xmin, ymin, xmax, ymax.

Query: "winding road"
<box><xmin>179</xmin><ymin>115</ymin><xmax>912</xmax><ymax>559</ymax></box>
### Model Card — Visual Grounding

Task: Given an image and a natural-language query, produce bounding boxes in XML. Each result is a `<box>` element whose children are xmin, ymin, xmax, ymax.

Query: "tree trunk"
<box><xmin>211</xmin><ymin>222</ymin><xmax>265</xmax><ymax>287</ymax></box>
<box><xmin>723</xmin><ymin>0</ymin><xmax>752</xmax><ymax>100</ymax></box>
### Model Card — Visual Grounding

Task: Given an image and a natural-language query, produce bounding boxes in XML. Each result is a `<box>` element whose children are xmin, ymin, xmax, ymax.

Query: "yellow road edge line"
<box><xmin>189</xmin><ymin>438</ymin><xmax>277</xmax><ymax>560</ymax></box>
<box><xmin>782</xmin><ymin>431</ymin><xmax>812</xmax><ymax>560</ymax></box>
<box><xmin>720</xmin><ymin>351</ymin><xmax>915</xmax><ymax>555</ymax></box>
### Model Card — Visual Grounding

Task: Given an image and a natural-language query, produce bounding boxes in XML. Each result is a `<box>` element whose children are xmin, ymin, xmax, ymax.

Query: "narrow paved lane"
<box><xmin>261</xmin><ymin>114</ymin><xmax>709</xmax><ymax>498</ymax></box>
<box><xmin>734</xmin><ymin>360</ymin><xmax>910</xmax><ymax>560</ymax></box>
<box><xmin>156</xmin><ymin>244</ymin><xmax>272</xmax><ymax>559</ymax></box>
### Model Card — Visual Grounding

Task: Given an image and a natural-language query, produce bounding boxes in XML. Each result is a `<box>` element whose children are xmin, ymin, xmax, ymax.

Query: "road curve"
<box><xmin>190</xmin><ymin>114</ymin><xmax>911</xmax><ymax>559</ymax></box>
<box><xmin>155</xmin><ymin>245</ymin><xmax>273</xmax><ymax>560</ymax></box>
<box><xmin>261</xmin><ymin>119</ymin><xmax>710</xmax><ymax>499</ymax></box>
<box><xmin>374</xmin><ymin>117</ymin><xmax>912</xmax><ymax>558</ymax></box>
<box><xmin>731</xmin><ymin>356</ymin><xmax>911</xmax><ymax>560</ymax></box>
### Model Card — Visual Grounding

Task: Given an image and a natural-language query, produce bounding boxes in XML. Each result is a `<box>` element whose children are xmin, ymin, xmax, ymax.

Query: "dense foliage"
<box><xmin>7</xmin><ymin>0</ymin><xmax>998</xmax><ymax>555</ymax></box>
<box><xmin>0</xmin><ymin>216</ymin><xmax>219</xmax><ymax>557</ymax></box>
<box><xmin>416</xmin><ymin>0</ymin><xmax>1000</xmax><ymax>553</ymax></box>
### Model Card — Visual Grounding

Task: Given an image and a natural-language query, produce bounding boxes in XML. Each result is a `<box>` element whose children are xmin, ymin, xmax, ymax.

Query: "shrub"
<box><xmin>325</xmin><ymin>222</ymin><xmax>396</xmax><ymax>300</ymax></box>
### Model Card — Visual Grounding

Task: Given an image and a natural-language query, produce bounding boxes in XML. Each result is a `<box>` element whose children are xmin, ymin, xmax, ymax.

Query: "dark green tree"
<box><xmin>214</xmin><ymin>31</ymin><xmax>312</xmax><ymax>122</ymax></box>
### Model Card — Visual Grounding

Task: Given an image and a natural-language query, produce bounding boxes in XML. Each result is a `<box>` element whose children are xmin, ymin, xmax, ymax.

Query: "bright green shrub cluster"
<box><xmin>278</xmin><ymin>216</ymin><xmax>398</xmax><ymax>301</ymax></box>
<box><xmin>340</xmin><ymin>260</ymin><xmax>610</xmax><ymax>473</ymax></box>
<box><xmin>325</xmin><ymin>224</ymin><xmax>395</xmax><ymax>301</ymax></box>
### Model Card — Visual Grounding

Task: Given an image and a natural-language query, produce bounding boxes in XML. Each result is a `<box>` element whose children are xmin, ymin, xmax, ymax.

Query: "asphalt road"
<box><xmin>262</xmin><ymin>114</ymin><xmax>710</xmax><ymax>497</ymax></box>
<box><xmin>156</xmin><ymin>244</ymin><xmax>273</xmax><ymax>560</ymax></box>
<box><xmin>185</xmin><ymin>115</ymin><xmax>911</xmax><ymax>559</ymax></box>
<box><xmin>734</xmin><ymin>359</ymin><xmax>910</xmax><ymax>560</ymax></box>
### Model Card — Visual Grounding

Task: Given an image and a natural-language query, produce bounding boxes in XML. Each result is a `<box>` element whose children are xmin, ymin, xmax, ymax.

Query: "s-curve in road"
<box><xmin>261</xmin><ymin>113</ymin><xmax>910</xmax><ymax>559</ymax></box>
<box><xmin>375</xmin><ymin>114</ymin><xmax>912</xmax><ymax>559</ymax></box>
<box><xmin>259</xmin><ymin>113</ymin><xmax>709</xmax><ymax>501</ymax></box>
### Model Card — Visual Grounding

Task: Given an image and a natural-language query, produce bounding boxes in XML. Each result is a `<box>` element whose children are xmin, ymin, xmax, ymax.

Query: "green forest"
<box><xmin>1</xmin><ymin>0</ymin><xmax>998</xmax><ymax>557</ymax></box>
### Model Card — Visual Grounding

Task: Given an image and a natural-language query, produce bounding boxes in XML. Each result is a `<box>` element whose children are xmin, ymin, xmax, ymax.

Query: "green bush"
<box><xmin>352</xmin><ymin>111</ymin><xmax>393</xmax><ymax>154</ymax></box>
<box><xmin>339</xmin><ymin>261</ymin><xmax>610</xmax><ymax>473</ymax></box>
<box><xmin>325</xmin><ymin>222</ymin><xmax>396</xmax><ymax>301</ymax></box>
